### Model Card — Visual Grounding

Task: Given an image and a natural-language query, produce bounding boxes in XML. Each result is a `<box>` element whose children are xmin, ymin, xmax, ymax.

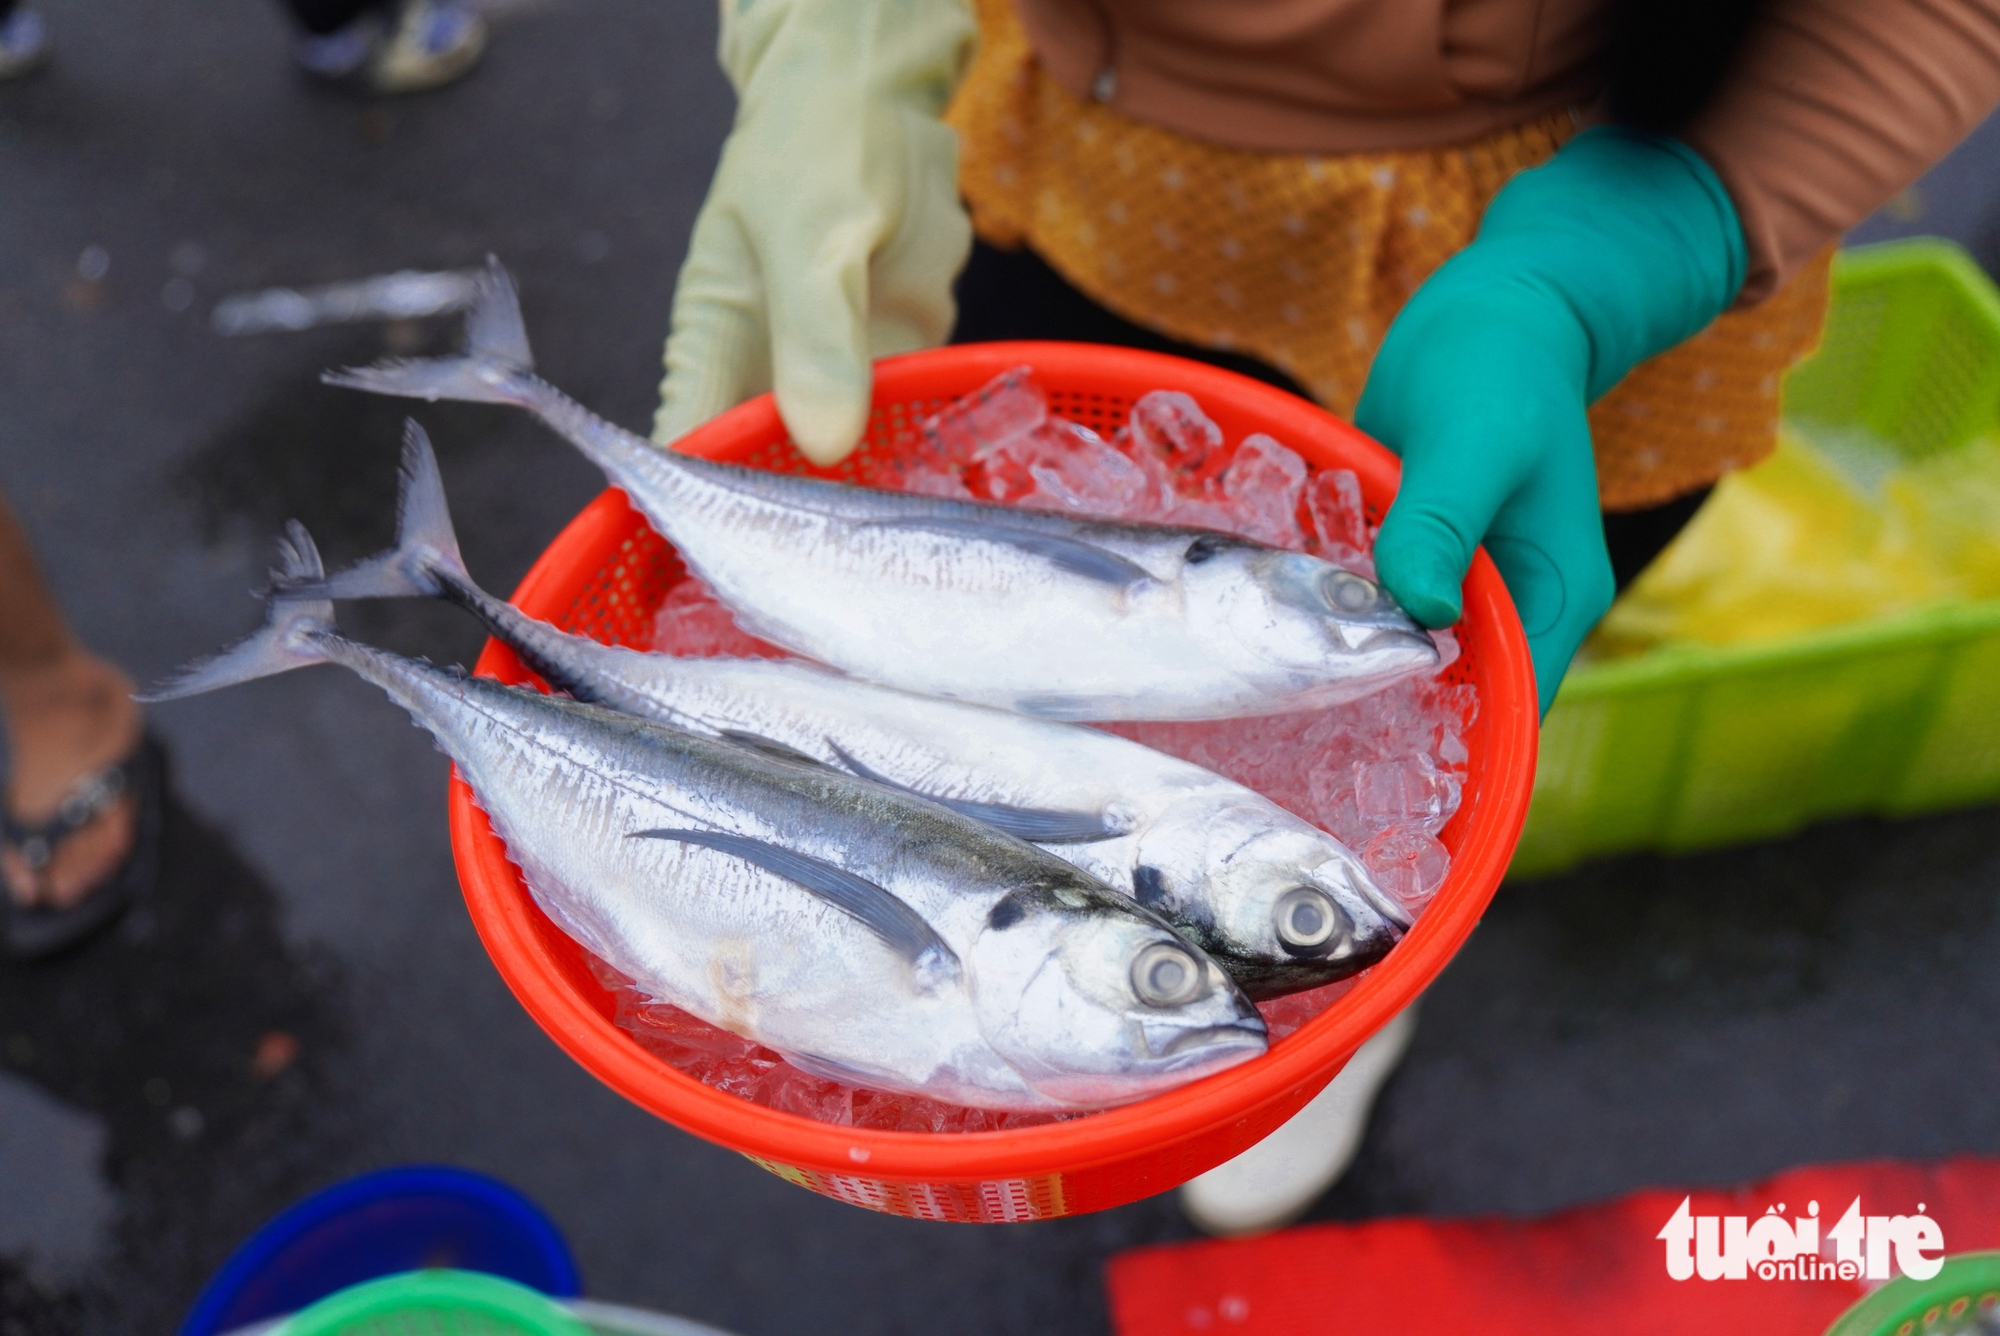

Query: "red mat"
<box><xmin>1107</xmin><ymin>1157</ymin><xmax>2000</xmax><ymax>1335</ymax></box>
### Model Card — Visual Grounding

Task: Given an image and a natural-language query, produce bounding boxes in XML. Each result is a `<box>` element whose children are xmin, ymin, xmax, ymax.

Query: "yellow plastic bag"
<box><xmin>1888</xmin><ymin>436</ymin><xmax>2000</xmax><ymax>601</ymax></box>
<box><xmin>1589</xmin><ymin>429</ymin><xmax>2000</xmax><ymax>659</ymax></box>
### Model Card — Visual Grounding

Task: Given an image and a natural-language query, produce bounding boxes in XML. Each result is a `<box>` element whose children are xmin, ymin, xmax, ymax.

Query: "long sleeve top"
<box><xmin>1010</xmin><ymin>0</ymin><xmax>2000</xmax><ymax>299</ymax></box>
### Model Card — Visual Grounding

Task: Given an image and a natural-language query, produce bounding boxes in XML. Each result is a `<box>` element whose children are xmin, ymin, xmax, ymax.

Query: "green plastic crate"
<box><xmin>1513</xmin><ymin>239</ymin><xmax>2000</xmax><ymax>878</ymax></box>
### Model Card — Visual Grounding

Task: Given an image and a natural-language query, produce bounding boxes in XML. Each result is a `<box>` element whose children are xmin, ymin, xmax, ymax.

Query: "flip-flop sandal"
<box><xmin>1</xmin><ymin>732</ymin><xmax>165</xmax><ymax>962</ymax></box>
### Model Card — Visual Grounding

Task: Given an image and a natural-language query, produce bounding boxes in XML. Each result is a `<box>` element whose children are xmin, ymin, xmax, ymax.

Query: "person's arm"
<box><xmin>1363</xmin><ymin>0</ymin><xmax>2000</xmax><ymax>716</ymax></box>
<box><xmin>1359</xmin><ymin>129</ymin><xmax>1746</xmax><ymax>715</ymax></box>
<box><xmin>1684</xmin><ymin>0</ymin><xmax>2000</xmax><ymax>304</ymax></box>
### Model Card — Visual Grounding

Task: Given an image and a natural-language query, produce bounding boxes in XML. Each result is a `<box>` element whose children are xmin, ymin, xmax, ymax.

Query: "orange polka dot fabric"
<box><xmin>947</xmin><ymin>0</ymin><xmax>1832</xmax><ymax>511</ymax></box>
<box><xmin>1588</xmin><ymin>247</ymin><xmax>1833</xmax><ymax>508</ymax></box>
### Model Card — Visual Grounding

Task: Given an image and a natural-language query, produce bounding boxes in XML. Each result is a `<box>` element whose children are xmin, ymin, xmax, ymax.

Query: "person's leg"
<box><xmin>0</xmin><ymin>487</ymin><xmax>141</xmax><ymax>911</ymax></box>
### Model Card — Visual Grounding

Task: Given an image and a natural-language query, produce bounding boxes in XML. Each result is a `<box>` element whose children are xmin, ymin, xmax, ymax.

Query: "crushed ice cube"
<box><xmin>1437</xmin><ymin>724</ymin><xmax>1469</xmax><ymax>768</ymax></box>
<box><xmin>1353</xmin><ymin>754</ymin><xmax>1461</xmax><ymax>835</ymax></box>
<box><xmin>886</xmin><ymin>453</ymin><xmax>975</xmax><ymax>500</ymax></box>
<box><xmin>1218</xmin><ymin>432</ymin><xmax>1309</xmax><ymax>548</ymax></box>
<box><xmin>1163</xmin><ymin>497</ymin><xmax>1244</xmax><ymax>534</ymax></box>
<box><xmin>978</xmin><ymin>421</ymin><xmax>1155</xmax><ymax>515</ymax></box>
<box><xmin>1020</xmin><ymin>442</ymin><xmax>1153</xmax><ymax>515</ymax></box>
<box><xmin>1122</xmin><ymin>390</ymin><xmax>1225</xmax><ymax>481</ymax></box>
<box><xmin>652</xmin><ymin>577</ymin><xmax>788</xmax><ymax>659</ymax></box>
<box><xmin>1307</xmin><ymin>467</ymin><xmax>1368</xmax><ymax>553</ymax></box>
<box><xmin>921</xmin><ymin>366</ymin><xmax>1047</xmax><ymax>468</ymax></box>
<box><xmin>1360</xmin><ymin>827</ymin><xmax>1451</xmax><ymax>912</ymax></box>
<box><xmin>1107</xmin><ymin>427</ymin><xmax>1184</xmax><ymax>519</ymax></box>
<box><xmin>1317</xmin><ymin>787</ymin><xmax>1377</xmax><ymax>851</ymax></box>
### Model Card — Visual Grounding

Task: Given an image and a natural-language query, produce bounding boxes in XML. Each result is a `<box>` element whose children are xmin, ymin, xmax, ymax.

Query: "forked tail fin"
<box><xmin>139</xmin><ymin>524</ymin><xmax>337</xmax><ymax>702</ymax></box>
<box><xmin>274</xmin><ymin>420</ymin><xmax>473</xmax><ymax>603</ymax></box>
<box><xmin>321</xmin><ymin>256</ymin><xmax>533</xmax><ymax>406</ymax></box>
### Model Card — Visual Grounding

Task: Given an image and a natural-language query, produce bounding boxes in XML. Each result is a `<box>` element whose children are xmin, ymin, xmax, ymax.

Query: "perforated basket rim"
<box><xmin>448</xmin><ymin>341</ymin><xmax>1537</xmax><ymax>1187</ymax></box>
<box><xmin>1823</xmin><ymin>1250</ymin><xmax>2000</xmax><ymax>1336</ymax></box>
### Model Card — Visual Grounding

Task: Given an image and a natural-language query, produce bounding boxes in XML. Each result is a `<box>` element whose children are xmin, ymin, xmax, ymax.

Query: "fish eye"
<box><xmin>1274</xmin><ymin>886</ymin><xmax>1346</xmax><ymax>951</ymax></box>
<box><xmin>1131</xmin><ymin>941</ymin><xmax>1207</xmax><ymax>1008</ymax></box>
<box><xmin>1322</xmin><ymin>570</ymin><xmax>1379</xmax><ymax>614</ymax></box>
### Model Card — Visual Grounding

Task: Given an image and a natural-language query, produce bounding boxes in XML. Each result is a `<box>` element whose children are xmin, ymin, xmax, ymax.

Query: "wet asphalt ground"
<box><xmin>3</xmin><ymin>3</ymin><xmax>1999</xmax><ymax>1332</ymax></box>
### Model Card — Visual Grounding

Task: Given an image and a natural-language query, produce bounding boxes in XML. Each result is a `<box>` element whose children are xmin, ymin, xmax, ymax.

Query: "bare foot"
<box><xmin>2</xmin><ymin>651</ymin><xmax>142</xmax><ymax>910</ymax></box>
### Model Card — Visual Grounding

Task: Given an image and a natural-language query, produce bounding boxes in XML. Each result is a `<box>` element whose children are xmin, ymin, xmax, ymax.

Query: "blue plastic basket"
<box><xmin>178</xmin><ymin>1165</ymin><xmax>581</xmax><ymax>1336</ymax></box>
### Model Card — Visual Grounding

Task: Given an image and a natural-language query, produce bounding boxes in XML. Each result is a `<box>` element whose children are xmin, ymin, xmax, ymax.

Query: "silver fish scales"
<box><xmin>281</xmin><ymin>422</ymin><xmax>1413</xmax><ymax>999</ymax></box>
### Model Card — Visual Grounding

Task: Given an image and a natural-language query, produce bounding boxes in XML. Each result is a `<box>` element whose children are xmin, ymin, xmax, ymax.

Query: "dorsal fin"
<box><xmin>715</xmin><ymin>729</ymin><xmax>831</xmax><ymax>770</ymax></box>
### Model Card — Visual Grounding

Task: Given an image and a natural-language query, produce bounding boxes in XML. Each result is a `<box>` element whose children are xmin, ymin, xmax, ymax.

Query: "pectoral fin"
<box><xmin>630</xmin><ymin>827</ymin><xmax>959</xmax><ymax>980</ymax></box>
<box><xmin>867</xmin><ymin>517</ymin><xmax>1151</xmax><ymax>586</ymax></box>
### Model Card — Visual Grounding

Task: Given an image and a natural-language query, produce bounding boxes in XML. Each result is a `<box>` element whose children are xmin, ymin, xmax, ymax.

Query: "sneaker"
<box><xmin>1179</xmin><ymin>1005</ymin><xmax>1420</xmax><ymax>1236</ymax></box>
<box><xmin>0</xmin><ymin>7</ymin><xmax>53</xmax><ymax>81</ymax></box>
<box><xmin>370</xmin><ymin>0</ymin><xmax>484</xmax><ymax>93</ymax></box>
<box><xmin>296</xmin><ymin>0</ymin><xmax>485</xmax><ymax>95</ymax></box>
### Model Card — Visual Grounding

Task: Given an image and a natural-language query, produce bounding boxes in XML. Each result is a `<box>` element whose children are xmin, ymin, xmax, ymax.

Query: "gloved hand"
<box><xmin>653</xmin><ymin>0</ymin><xmax>977</xmax><ymax>465</ymax></box>
<box><xmin>1356</xmin><ymin>127</ymin><xmax>1747</xmax><ymax>715</ymax></box>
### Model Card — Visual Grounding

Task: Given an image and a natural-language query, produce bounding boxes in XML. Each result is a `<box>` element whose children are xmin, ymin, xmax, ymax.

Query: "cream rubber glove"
<box><xmin>653</xmin><ymin>0</ymin><xmax>977</xmax><ymax>464</ymax></box>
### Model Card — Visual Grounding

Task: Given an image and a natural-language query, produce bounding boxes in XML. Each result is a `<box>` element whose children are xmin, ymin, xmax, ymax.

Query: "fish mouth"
<box><xmin>1355</xmin><ymin>626</ymin><xmax>1439</xmax><ymax>659</ymax></box>
<box><xmin>1357</xmin><ymin>882</ymin><xmax>1416</xmax><ymax>932</ymax></box>
<box><xmin>1300</xmin><ymin>856</ymin><xmax>1415</xmax><ymax>935</ymax></box>
<box><xmin>1222</xmin><ymin>930</ymin><xmax>1402</xmax><ymax>1001</ymax></box>
<box><xmin>1332</xmin><ymin>866</ymin><xmax>1416</xmax><ymax>933</ymax></box>
<box><xmin>1148</xmin><ymin>1019</ymin><xmax>1269</xmax><ymax>1066</ymax></box>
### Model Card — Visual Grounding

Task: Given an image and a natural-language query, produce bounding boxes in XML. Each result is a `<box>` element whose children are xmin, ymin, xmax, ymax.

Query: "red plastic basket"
<box><xmin>448</xmin><ymin>342</ymin><xmax>1538</xmax><ymax>1222</ymax></box>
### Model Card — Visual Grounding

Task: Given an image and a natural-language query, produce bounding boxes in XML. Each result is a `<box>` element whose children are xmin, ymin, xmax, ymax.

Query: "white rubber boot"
<box><xmin>1179</xmin><ymin>1005</ymin><xmax>1419</xmax><ymax>1236</ymax></box>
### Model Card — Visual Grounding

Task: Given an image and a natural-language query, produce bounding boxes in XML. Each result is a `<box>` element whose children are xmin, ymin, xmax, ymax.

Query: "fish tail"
<box><xmin>276</xmin><ymin>420</ymin><xmax>472</xmax><ymax>604</ymax></box>
<box><xmin>273</xmin><ymin>422</ymin><xmax>619</xmax><ymax>707</ymax></box>
<box><xmin>138</xmin><ymin>523</ymin><xmax>338</xmax><ymax>702</ymax></box>
<box><xmin>321</xmin><ymin>255</ymin><xmax>534</xmax><ymax>407</ymax></box>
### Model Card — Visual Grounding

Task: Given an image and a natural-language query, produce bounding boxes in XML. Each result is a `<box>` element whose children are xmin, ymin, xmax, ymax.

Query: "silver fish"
<box><xmin>148</xmin><ymin>528</ymin><xmax>1265</xmax><ymax>1111</ymax></box>
<box><xmin>281</xmin><ymin>422</ymin><xmax>1411</xmax><ymax>998</ymax></box>
<box><xmin>323</xmin><ymin>260</ymin><xmax>1439</xmax><ymax>721</ymax></box>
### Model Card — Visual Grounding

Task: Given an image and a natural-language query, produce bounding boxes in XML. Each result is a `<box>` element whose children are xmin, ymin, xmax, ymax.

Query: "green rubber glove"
<box><xmin>654</xmin><ymin>0</ymin><xmax>976</xmax><ymax>464</ymax></box>
<box><xmin>1356</xmin><ymin>127</ymin><xmax>1747</xmax><ymax>715</ymax></box>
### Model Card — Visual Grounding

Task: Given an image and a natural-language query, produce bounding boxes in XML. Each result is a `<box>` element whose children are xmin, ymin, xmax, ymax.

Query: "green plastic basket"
<box><xmin>1823</xmin><ymin>1250</ymin><xmax>2000</xmax><ymax>1336</ymax></box>
<box><xmin>275</xmin><ymin>1270</ymin><xmax>594</xmax><ymax>1336</ymax></box>
<box><xmin>1514</xmin><ymin>240</ymin><xmax>2000</xmax><ymax>877</ymax></box>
